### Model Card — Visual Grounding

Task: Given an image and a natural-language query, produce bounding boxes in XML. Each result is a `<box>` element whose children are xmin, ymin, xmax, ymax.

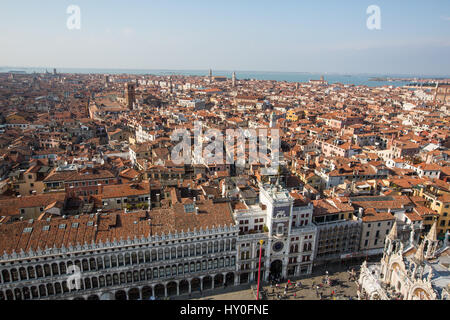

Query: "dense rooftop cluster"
<box><xmin>0</xmin><ymin>70</ymin><xmax>449</xmax><ymax>252</ymax></box>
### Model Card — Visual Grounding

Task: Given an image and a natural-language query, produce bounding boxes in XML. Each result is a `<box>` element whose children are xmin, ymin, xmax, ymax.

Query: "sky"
<box><xmin>1</xmin><ymin>0</ymin><xmax>449</xmax><ymax>76</ymax></box>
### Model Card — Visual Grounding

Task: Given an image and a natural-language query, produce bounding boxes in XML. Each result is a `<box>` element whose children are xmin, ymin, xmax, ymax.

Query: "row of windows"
<box><xmin>0</xmin><ymin>242</ymin><xmax>236</xmax><ymax>283</ymax></box>
<box><xmin>0</xmin><ymin>261</ymin><xmax>236</xmax><ymax>300</ymax></box>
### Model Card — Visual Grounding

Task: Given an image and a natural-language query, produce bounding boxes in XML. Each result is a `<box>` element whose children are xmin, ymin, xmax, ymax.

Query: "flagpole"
<box><xmin>256</xmin><ymin>239</ymin><xmax>264</xmax><ymax>300</ymax></box>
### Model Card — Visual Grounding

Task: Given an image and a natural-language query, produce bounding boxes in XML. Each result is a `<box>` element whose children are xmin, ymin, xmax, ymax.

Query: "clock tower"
<box><xmin>259</xmin><ymin>183</ymin><xmax>294</xmax><ymax>280</ymax></box>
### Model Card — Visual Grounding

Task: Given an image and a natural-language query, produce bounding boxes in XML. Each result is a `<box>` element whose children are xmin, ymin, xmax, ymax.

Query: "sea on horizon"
<box><xmin>1</xmin><ymin>67</ymin><xmax>446</xmax><ymax>87</ymax></box>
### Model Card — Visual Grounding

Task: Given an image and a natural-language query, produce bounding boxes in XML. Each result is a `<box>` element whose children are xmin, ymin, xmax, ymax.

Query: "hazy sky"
<box><xmin>1</xmin><ymin>0</ymin><xmax>450</xmax><ymax>75</ymax></box>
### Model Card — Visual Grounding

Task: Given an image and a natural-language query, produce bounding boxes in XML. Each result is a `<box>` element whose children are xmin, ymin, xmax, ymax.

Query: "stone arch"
<box><xmin>96</xmin><ymin>256</ymin><xmax>104</xmax><ymax>270</ymax></box>
<box><xmin>22</xmin><ymin>287</ymin><xmax>31</xmax><ymax>300</ymax></box>
<box><xmin>370</xmin><ymin>292</ymin><xmax>380</xmax><ymax>300</ymax></box>
<box><xmin>5</xmin><ymin>289</ymin><xmax>14</xmax><ymax>300</ymax></box>
<box><xmin>225</xmin><ymin>272</ymin><xmax>234</xmax><ymax>285</ymax></box>
<box><xmin>100</xmin><ymin>292</ymin><xmax>114</xmax><ymax>300</ymax></box>
<box><xmin>14</xmin><ymin>288</ymin><xmax>22</xmax><ymax>300</ymax></box>
<box><xmin>270</xmin><ymin>260</ymin><xmax>283</xmax><ymax>280</ymax></box>
<box><xmin>99</xmin><ymin>275</ymin><xmax>106</xmax><ymax>287</ymax></box>
<box><xmin>167</xmin><ymin>281</ymin><xmax>178</xmax><ymax>296</ymax></box>
<box><xmin>87</xmin><ymin>294</ymin><xmax>100</xmax><ymax>300</ymax></box>
<box><xmin>191</xmin><ymin>278</ymin><xmax>201</xmax><ymax>292</ymax></box>
<box><xmin>131</xmin><ymin>252</ymin><xmax>138</xmax><ymax>264</ymax></box>
<box><xmin>203</xmin><ymin>276</ymin><xmax>213</xmax><ymax>290</ymax></box>
<box><xmin>115</xmin><ymin>290</ymin><xmax>127</xmax><ymax>300</ymax></box>
<box><xmin>240</xmin><ymin>272</ymin><xmax>249</xmax><ymax>284</ymax></box>
<box><xmin>179</xmin><ymin>280</ymin><xmax>189</xmax><ymax>295</ymax></box>
<box><xmin>46</xmin><ymin>283</ymin><xmax>54</xmax><ymax>296</ymax></box>
<box><xmin>124</xmin><ymin>252</ymin><xmax>131</xmax><ymax>265</ymax></box>
<box><xmin>119</xmin><ymin>272</ymin><xmax>126</xmax><ymax>284</ymax></box>
<box><xmin>133</xmin><ymin>270</ymin><xmax>139</xmax><ymax>282</ymax></box>
<box><xmin>38</xmin><ymin>284</ymin><xmax>46</xmax><ymax>297</ymax></box>
<box><xmin>113</xmin><ymin>273</ymin><xmax>120</xmax><ymax>285</ymax></box>
<box><xmin>126</xmin><ymin>271</ymin><xmax>133</xmax><ymax>283</ymax></box>
<box><xmin>128</xmin><ymin>287</ymin><xmax>140</xmax><ymax>300</ymax></box>
<box><xmin>140</xmin><ymin>269</ymin><xmax>146</xmax><ymax>281</ymax></box>
<box><xmin>154</xmin><ymin>284</ymin><xmax>165</xmax><ymax>298</ymax></box>
<box><xmin>117</xmin><ymin>253</ymin><xmax>124</xmax><ymax>266</ymax></box>
<box><xmin>81</xmin><ymin>259</ymin><xmax>89</xmax><ymax>272</ymax></box>
<box><xmin>19</xmin><ymin>267</ymin><xmax>27</xmax><ymax>280</ymax></box>
<box><xmin>141</xmin><ymin>286</ymin><xmax>153</xmax><ymax>300</ymax></box>
<box><xmin>146</xmin><ymin>268</ymin><xmax>152</xmax><ymax>281</ymax></box>
<box><xmin>164</xmin><ymin>248</ymin><xmax>170</xmax><ymax>260</ymax></box>
<box><xmin>31</xmin><ymin>286</ymin><xmax>38</xmax><ymax>299</ymax></box>
<box><xmin>36</xmin><ymin>265</ymin><xmax>43</xmax><ymax>278</ymax></box>
<box><xmin>89</xmin><ymin>257</ymin><xmax>97</xmax><ymax>271</ymax></box>
<box><xmin>138</xmin><ymin>251</ymin><xmax>144</xmax><ymax>263</ymax></box>
<box><xmin>91</xmin><ymin>277</ymin><xmax>99</xmax><ymax>288</ymax></box>
<box><xmin>0</xmin><ymin>291</ymin><xmax>4</xmax><ymax>300</ymax></box>
<box><xmin>10</xmin><ymin>268</ymin><xmax>19</xmax><ymax>281</ymax></box>
<box><xmin>171</xmin><ymin>264</ymin><xmax>178</xmax><ymax>276</ymax></box>
<box><xmin>1</xmin><ymin>270</ymin><xmax>10</xmax><ymax>283</ymax></box>
<box><xmin>59</xmin><ymin>262</ymin><xmax>66</xmax><ymax>275</ymax></box>
<box><xmin>84</xmin><ymin>278</ymin><xmax>91</xmax><ymax>290</ymax></box>
<box><xmin>27</xmin><ymin>266</ymin><xmax>35</xmax><ymax>279</ymax></box>
<box><xmin>54</xmin><ymin>282</ymin><xmax>62</xmax><ymax>295</ymax></box>
<box><xmin>411</xmin><ymin>286</ymin><xmax>431</xmax><ymax>300</ymax></box>
<box><xmin>214</xmin><ymin>274</ymin><xmax>224</xmax><ymax>288</ymax></box>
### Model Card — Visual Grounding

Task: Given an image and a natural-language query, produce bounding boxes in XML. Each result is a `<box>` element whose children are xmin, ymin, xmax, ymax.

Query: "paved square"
<box><xmin>182</xmin><ymin>262</ymin><xmax>361</xmax><ymax>301</ymax></box>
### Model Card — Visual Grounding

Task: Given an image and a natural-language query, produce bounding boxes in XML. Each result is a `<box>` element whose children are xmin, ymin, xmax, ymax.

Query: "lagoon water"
<box><xmin>0</xmin><ymin>67</ymin><xmax>439</xmax><ymax>87</ymax></box>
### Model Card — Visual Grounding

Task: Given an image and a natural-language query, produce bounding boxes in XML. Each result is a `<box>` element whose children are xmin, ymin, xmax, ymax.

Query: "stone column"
<box><xmin>176</xmin><ymin>281</ymin><xmax>180</xmax><ymax>296</ymax></box>
<box><xmin>164</xmin><ymin>285</ymin><xmax>167</xmax><ymax>298</ymax></box>
<box><xmin>200</xmin><ymin>277</ymin><xmax>203</xmax><ymax>291</ymax></box>
<box><xmin>188</xmin><ymin>280</ymin><xmax>191</xmax><ymax>294</ymax></box>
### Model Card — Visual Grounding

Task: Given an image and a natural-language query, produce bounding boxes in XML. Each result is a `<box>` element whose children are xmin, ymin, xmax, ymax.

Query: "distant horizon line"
<box><xmin>1</xmin><ymin>66</ymin><xmax>449</xmax><ymax>78</ymax></box>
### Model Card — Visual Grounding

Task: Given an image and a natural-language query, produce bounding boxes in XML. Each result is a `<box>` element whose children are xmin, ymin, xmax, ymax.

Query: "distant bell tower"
<box><xmin>209</xmin><ymin>69</ymin><xmax>213</xmax><ymax>83</ymax></box>
<box><xmin>232</xmin><ymin>71</ymin><xmax>236</xmax><ymax>87</ymax></box>
<box><xmin>125</xmin><ymin>83</ymin><xmax>136</xmax><ymax>110</ymax></box>
<box><xmin>270</xmin><ymin>111</ymin><xmax>276</xmax><ymax>128</ymax></box>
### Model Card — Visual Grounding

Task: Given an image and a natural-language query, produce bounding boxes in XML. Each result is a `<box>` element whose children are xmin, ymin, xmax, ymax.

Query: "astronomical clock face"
<box><xmin>273</xmin><ymin>241</ymin><xmax>284</xmax><ymax>252</ymax></box>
